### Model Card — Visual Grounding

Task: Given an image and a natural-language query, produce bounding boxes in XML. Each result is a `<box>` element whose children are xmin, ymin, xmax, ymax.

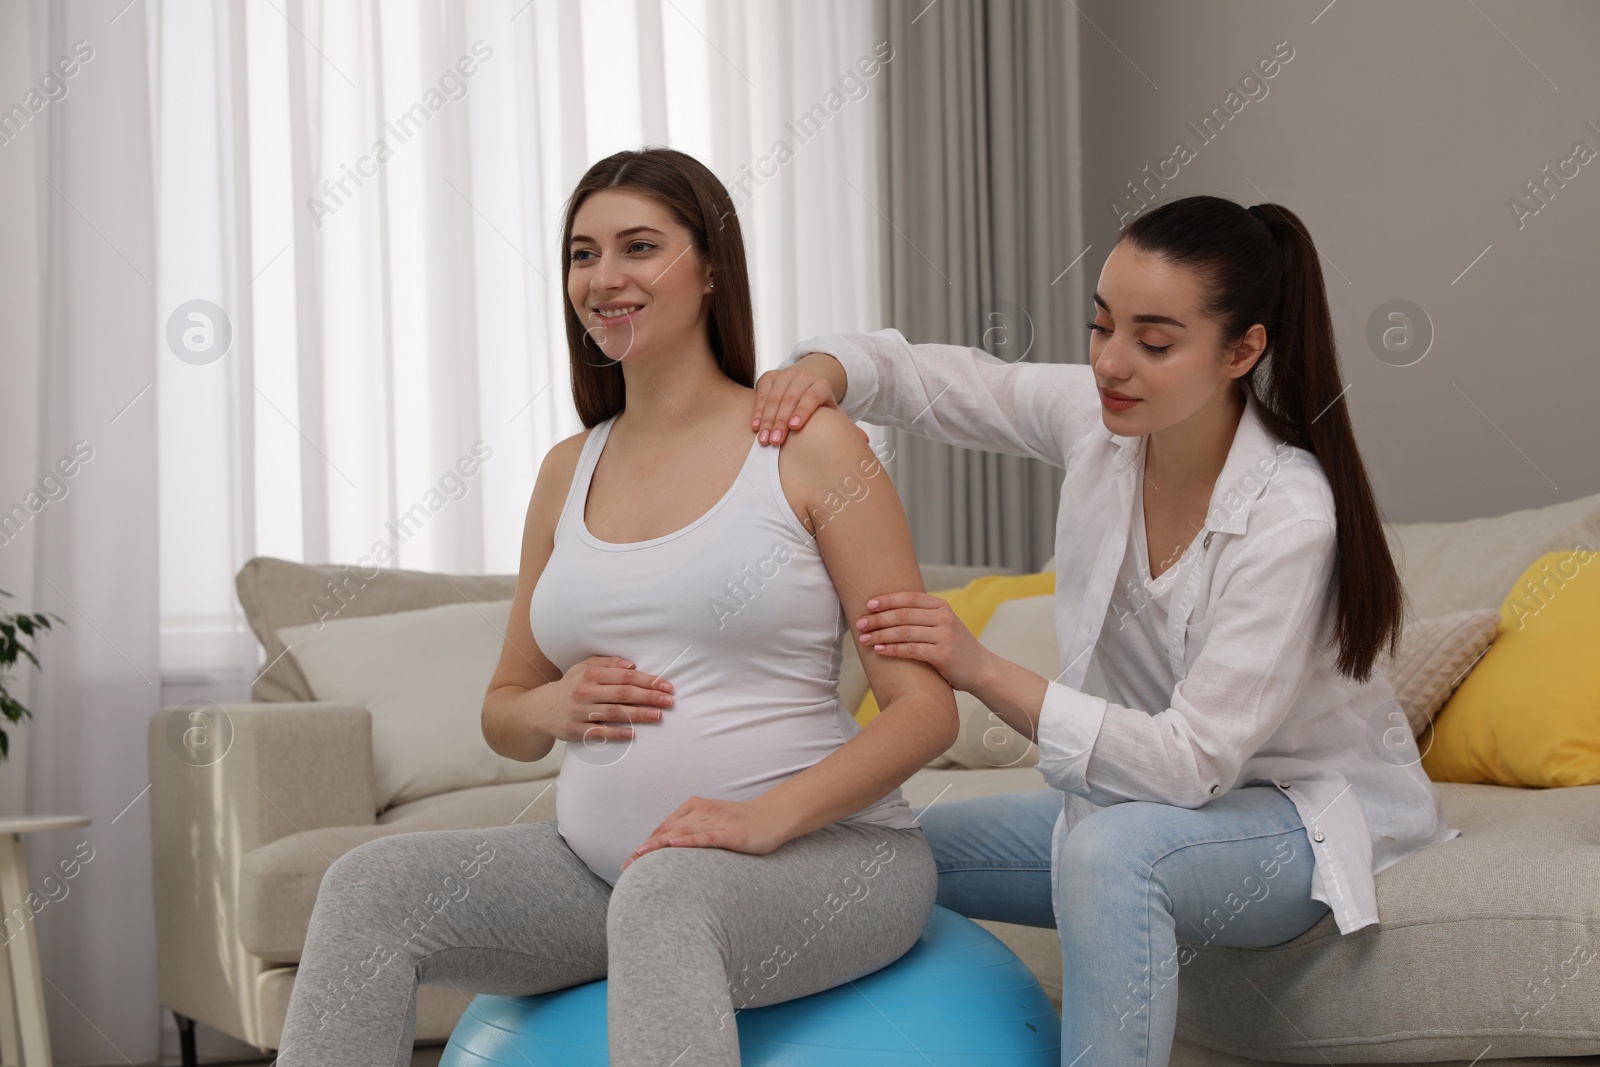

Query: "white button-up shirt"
<box><xmin>782</xmin><ymin>328</ymin><xmax>1461</xmax><ymax>935</ymax></box>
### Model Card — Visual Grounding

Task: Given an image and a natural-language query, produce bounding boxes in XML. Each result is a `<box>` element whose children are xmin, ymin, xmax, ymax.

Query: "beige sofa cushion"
<box><xmin>1175</xmin><ymin>781</ymin><xmax>1600</xmax><ymax>1061</ymax></box>
<box><xmin>238</xmin><ymin>556</ymin><xmax>518</xmax><ymax>703</ymax></box>
<box><xmin>1386</xmin><ymin>490</ymin><xmax>1600</xmax><ymax>619</ymax></box>
<box><xmin>277</xmin><ymin>600</ymin><xmax>563</xmax><ymax>811</ymax></box>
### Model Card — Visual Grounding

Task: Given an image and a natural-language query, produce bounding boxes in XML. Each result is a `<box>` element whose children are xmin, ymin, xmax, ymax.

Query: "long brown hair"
<box><xmin>560</xmin><ymin>147</ymin><xmax>756</xmax><ymax>426</ymax></box>
<box><xmin>1121</xmin><ymin>195</ymin><xmax>1403</xmax><ymax>683</ymax></box>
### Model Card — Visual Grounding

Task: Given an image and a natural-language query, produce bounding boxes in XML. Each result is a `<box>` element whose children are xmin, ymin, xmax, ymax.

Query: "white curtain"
<box><xmin>2</xmin><ymin>0</ymin><xmax>886</xmax><ymax>1060</ymax></box>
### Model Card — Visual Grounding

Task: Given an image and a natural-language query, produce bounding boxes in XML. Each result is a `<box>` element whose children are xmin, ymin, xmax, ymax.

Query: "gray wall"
<box><xmin>1074</xmin><ymin>0</ymin><xmax>1599</xmax><ymax>524</ymax></box>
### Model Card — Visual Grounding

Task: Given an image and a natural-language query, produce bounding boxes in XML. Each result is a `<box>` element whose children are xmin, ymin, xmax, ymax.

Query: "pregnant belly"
<box><xmin>554</xmin><ymin>707</ymin><xmax>845</xmax><ymax>886</ymax></box>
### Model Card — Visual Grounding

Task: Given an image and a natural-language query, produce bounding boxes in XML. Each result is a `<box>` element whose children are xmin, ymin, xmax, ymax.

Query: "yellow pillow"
<box><xmin>1421</xmin><ymin>549</ymin><xmax>1600</xmax><ymax>787</ymax></box>
<box><xmin>853</xmin><ymin>571</ymin><xmax>1057</xmax><ymax>726</ymax></box>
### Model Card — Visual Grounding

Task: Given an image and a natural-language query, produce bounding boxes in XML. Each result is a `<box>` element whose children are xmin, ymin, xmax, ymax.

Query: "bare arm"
<box><xmin>748</xmin><ymin>405</ymin><xmax>960</xmax><ymax>841</ymax></box>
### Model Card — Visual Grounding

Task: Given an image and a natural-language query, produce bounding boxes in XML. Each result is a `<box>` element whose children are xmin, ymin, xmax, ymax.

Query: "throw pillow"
<box><xmin>1377</xmin><ymin>608</ymin><xmax>1501</xmax><ymax>735</ymax></box>
<box><xmin>277</xmin><ymin>599</ymin><xmax>565</xmax><ymax>811</ymax></box>
<box><xmin>1421</xmin><ymin>549</ymin><xmax>1600</xmax><ymax>787</ymax></box>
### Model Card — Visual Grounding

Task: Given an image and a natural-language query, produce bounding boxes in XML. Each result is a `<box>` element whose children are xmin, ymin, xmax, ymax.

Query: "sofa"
<box><xmin>148</xmin><ymin>488</ymin><xmax>1600</xmax><ymax>1065</ymax></box>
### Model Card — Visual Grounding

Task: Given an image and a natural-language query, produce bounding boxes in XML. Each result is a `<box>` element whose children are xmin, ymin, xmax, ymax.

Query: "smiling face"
<box><xmin>566</xmin><ymin>188</ymin><xmax>714</xmax><ymax>363</ymax></box>
<box><xmin>1086</xmin><ymin>240</ymin><xmax>1264</xmax><ymax>434</ymax></box>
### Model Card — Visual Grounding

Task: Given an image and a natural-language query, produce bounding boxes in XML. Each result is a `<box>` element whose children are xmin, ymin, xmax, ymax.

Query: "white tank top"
<box><xmin>529</xmin><ymin>413</ymin><xmax>920</xmax><ymax>885</ymax></box>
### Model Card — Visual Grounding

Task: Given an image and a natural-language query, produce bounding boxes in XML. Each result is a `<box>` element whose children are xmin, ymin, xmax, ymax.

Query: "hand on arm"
<box><xmin>855</xmin><ymin>591</ymin><xmax>1050</xmax><ymax>745</ymax></box>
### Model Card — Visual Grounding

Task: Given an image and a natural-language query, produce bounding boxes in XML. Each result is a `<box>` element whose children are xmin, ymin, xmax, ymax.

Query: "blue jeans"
<box><xmin>919</xmin><ymin>785</ymin><xmax>1331</xmax><ymax>1067</ymax></box>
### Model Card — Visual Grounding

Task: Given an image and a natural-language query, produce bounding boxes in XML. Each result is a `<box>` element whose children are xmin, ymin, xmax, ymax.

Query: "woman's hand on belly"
<box><xmin>620</xmin><ymin>794</ymin><xmax>793</xmax><ymax>871</ymax></box>
<box><xmin>531</xmin><ymin>654</ymin><xmax>676</xmax><ymax>743</ymax></box>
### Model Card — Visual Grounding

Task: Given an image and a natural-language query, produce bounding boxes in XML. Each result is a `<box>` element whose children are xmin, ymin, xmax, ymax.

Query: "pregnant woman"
<box><xmin>275</xmin><ymin>147</ymin><xmax>955</xmax><ymax>1066</ymax></box>
<box><xmin>752</xmin><ymin>195</ymin><xmax>1460</xmax><ymax>1066</ymax></box>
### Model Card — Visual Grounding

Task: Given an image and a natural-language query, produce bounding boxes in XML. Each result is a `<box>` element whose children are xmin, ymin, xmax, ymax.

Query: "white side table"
<box><xmin>0</xmin><ymin>815</ymin><xmax>91</xmax><ymax>1067</ymax></box>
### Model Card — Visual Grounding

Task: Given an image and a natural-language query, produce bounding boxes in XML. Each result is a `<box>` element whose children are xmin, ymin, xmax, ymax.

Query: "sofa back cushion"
<box><xmin>276</xmin><ymin>599</ymin><xmax>562</xmax><ymax>811</ymax></box>
<box><xmin>1385</xmin><ymin>489</ymin><xmax>1600</xmax><ymax>619</ymax></box>
<box><xmin>1176</xmin><ymin>781</ymin><xmax>1600</xmax><ymax>1060</ymax></box>
<box><xmin>237</xmin><ymin>556</ymin><xmax>517</xmax><ymax>702</ymax></box>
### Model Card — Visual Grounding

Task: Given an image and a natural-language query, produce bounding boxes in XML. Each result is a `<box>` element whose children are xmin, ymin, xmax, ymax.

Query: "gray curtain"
<box><xmin>874</xmin><ymin>0</ymin><xmax>1083</xmax><ymax>571</ymax></box>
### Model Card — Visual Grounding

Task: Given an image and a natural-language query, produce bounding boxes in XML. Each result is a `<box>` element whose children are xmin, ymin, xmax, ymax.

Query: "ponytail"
<box><xmin>1122</xmin><ymin>196</ymin><xmax>1403</xmax><ymax>683</ymax></box>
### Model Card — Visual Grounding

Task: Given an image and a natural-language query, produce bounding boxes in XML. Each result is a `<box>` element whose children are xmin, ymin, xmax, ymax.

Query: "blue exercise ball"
<box><xmin>439</xmin><ymin>904</ymin><xmax>1059</xmax><ymax>1065</ymax></box>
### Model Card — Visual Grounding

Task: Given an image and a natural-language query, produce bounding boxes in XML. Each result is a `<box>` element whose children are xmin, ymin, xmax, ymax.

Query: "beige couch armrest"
<box><xmin>150</xmin><ymin>701</ymin><xmax>378</xmax><ymax>845</ymax></box>
<box><xmin>148</xmin><ymin>701</ymin><xmax>376</xmax><ymax>1046</ymax></box>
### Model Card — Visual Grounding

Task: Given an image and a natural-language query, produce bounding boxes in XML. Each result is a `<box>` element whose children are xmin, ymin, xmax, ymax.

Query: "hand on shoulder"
<box><xmin>773</xmin><ymin>405</ymin><xmax>893</xmax><ymax>540</ymax></box>
<box><xmin>774</xmin><ymin>403</ymin><xmax>874</xmax><ymax>469</ymax></box>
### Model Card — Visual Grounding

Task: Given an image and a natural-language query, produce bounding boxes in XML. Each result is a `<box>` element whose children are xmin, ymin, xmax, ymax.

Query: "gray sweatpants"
<box><xmin>274</xmin><ymin>817</ymin><xmax>937</xmax><ymax>1066</ymax></box>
